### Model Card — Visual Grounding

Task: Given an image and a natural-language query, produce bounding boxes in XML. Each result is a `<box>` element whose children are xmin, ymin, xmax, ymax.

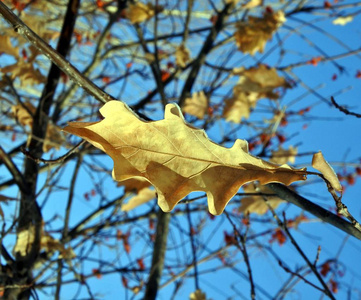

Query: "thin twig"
<box><xmin>277</xmin><ymin>260</ymin><xmax>326</xmax><ymax>293</ymax></box>
<box><xmin>267</xmin><ymin>183</ymin><xmax>361</xmax><ymax>241</ymax></box>
<box><xmin>224</xmin><ymin>211</ymin><xmax>256</xmax><ymax>300</ymax></box>
<box><xmin>330</xmin><ymin>96</ymin><xmax>361</xmax><ymax>118</ymax></box>
<box><xmin>186</xmin><ymin>203</ymin><xmax>199</xmax><ymax>290</ymax></box>
<box><xmin>144</xmin><ymin>209</ymin><xmax>171</xmax><ymax>300</ymax></box>
<box><xmin>308</xmin><ymin>170</ymin><xmax>361</xmax><ymax>232</ymax></box>
<box><xmin>0</xmin><ymin>145</ymin><xmax>29</xmax><ymax>194</ymax></box>
<box><xmin>0</xmin><ymin>2</ymin><xmax>114</xmax><ymax>104</ymax></box>
<box><xmin>266</xmin><ymin>204</ymin><xmax>335</xmax><ymax>299</ymax></box>
<box><xmin>21</xmin><ymin>141</ymin><xmax>86</xmax><ymax>165</ymax></box>
<box><xmin>178</xmin><ymin>2</ymin><xmax>235</xmax><ymax>107</ymax></box>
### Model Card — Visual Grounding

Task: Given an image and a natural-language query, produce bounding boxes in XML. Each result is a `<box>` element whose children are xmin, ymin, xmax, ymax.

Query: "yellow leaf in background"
<box><xmin>223</xmin><ymin>65</ymin><xmax>290</xmax><ymax>122</ymax></box>
<box><xmin>333</xmin><ymin>16</ymin><xmax>353</xmax><ymax>26</ymax></box>
<box><xmin>234</xmin><ymin>11</ymin><xmax>286</xmax><ymax>55</ymax></box>
<box><xmin>182</xmin><ymin>91</ymin><xmax>208</xmax><ymax>119</ymax></box>
<box><xmin>239</xmin><ymin>184</ymin><xmax>284</xmax><ymax>215</ymax></box>
<box><xmin>175</xmin><ymin>44</ymin><xmax>191</xmax><ymax>68</ymax></box>
<box><xmin>11</xmin><ymin>102</ymin><xmax>65</xmax><ymax>152</ymax></box>
<box><xmin>64</xmin><ymin>101</ymin><xmax>306</xmax><ymax>215</ymax></box>
<box><xmin>1</xmin><ymin>0</ymin><xmax>58</xmax><ymax>14</ymax></box>
<box><xmin>0</xmin><ymin>36</ymin><xmax>19</xmax><ymax>57</ymax></box>
<box><xmin>42</xmin><ymin>122</ymin><xmax>67</xmax><ymax>152</ymax></box>
<box><xmin>223</xmin><ymin>91</ymin><xmax>258</xmax><ymax>121</ymax></box>
<box><xmin>1</xmin><ymin>59</ymin><xmax>46</xmax><ymax>86</ymax></box>
<box><xmin>270</xmin><ymin>146</ymin><xmax>297</xmax><ymax>165</ymax></box>
<box><xmin>12</xmin><ymin>102</ymin><xmax>34</xmax><ymax>127</ymax></box>
<box><xmin>242</xmin><ymin>0</ymin><xmax>263</xmax><ymax>9</ymax></box>
<box><xmin>312</xmin><ymin>152</ymin><xmax>342</xmax><ymax>192</ymax></box>
<box><xmin>20</xmin><ymin>12</ymin><xmax>61</xmax><ymax>42</ymax></box>
<box><xmin>242</xmin><ymin>64</ymin><xmax>290</xmax><ymax>92</ymax></box>
<box><xmin>14</xmin><ymin>226</ymin><xmax>35</xmax><ymax>257</ymax></box>
<box><xmin>41</xmin><ymin>233</ymin><xmax>75</xmax><ymax>259</ymax></box>
<box><xmin>14</xmin><ymin>225</ymin><xmax>75</xmax><ymax>259</ymax></box>
<box><xmin>126</xmin><ymin>2</ymin><xmax>163</xmax><ymax>24</ymax></box>
<box><xmin>119</xmin><ymin>177</ymin><xmax>151</xmax><ymax>192</ymax></box>
<box><xmin>144</xmin><ymin>51</ymin><xmax>169</xmax><ymax>63</ymax></box>
<box><xmin>27</xmin><ymin>45</ymin><xmax>42</xmax><ymax>63</ymax></box>
<box><xmin>226</xmin><ymin>0</ymin><xmax>241</xmax><ymax>5</ymax></box>
<box><xmin>1</xmin><ymin>11</ymin><xmax>60</xmax><ymax>42</ymax></box>
<box><xmin>190</xmin><ymin>289</ymin><xmax>206</xmax><ymax>300</ymax></box>
<box><xmin>121</xmin><ymin>187</ymin><xmax>156</xmax><ymax>211</ymax></box>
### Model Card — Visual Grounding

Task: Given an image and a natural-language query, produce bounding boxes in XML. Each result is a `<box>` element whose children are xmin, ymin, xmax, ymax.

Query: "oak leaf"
<box><xmin>0</xmin><ymin>36</ymin><xmax>19</xmax><ymax>57</ymax></box>
<box><xmin>190</xmin><ymin>289</ymin><xmax>207</xmax><ymax>300</ymax></box>
<box><xmin>175</xmin><ymin>44</ymin><xmax>191</xmax><ymax>68</ymax></box>
<box><xmin>333</xmin><ymin>16</ymin><xmax>353</xmax><ymax>26</ymax></box>
<box><xmin>14</xmin><ymin>225</ymin><xmax>75</xmax><ymax>259</ymax></box>
<box><xmin>1</xmin><ymin>11</ymin><xmax>60</xmax><ymax>42</ymax></box>
<box><xmin>1</xmin><ymin>0</ymin><xmax>54</xmax><ymax>13</ymax></box>
<box><xmin>242</xmin><ymin>0</ymin><xmax>263</xmax><ymax>9</ymax></box>
<box><xmin>182</xmin><ymin>91</ymin><xmax>208</xmax><ymax>119</ymax></box>
<box><xmin>270</xmin><ymin>146</ymin><xmax>297</xmax><ymax>165</ymax></box>
<box><xmin>239</xmin><ymin>183</ymin><xmax>284</xmax><ymax>215</ymax></box>
<box><xmin>121</xmin><ymin>187</ymin><xmax>156</xmax><ymax>212</ymax></box>
<box><xmin>223</xmin><ymin>91</ymin><xmax>258</xmax><ymax>121</ymax></box>
<box><xmin>223</xmin><ymin>65</ymin><xmax>290</xmax><ymax>122</ymax></box>
<box><xmin>237</xmin><ymin>64</ymin><xmax>290</xmax><ymax>98</ymax></box>
<box><xmin>11</xmin><ymin>102</ymin><xmax>65</xmax><ymax>152</ymax></box>
<box><xmin>312</xmin><ymin>152</ymin><xmax>342</xmax><ymax>192</ymax></box>
<box><xmin>119</xmin><ymin>177</ymin><xmax>151</xmax><ymax>193</ymax></box>
<box><xmin>63</xmin><ymin>101</ymin><xmax>306</xmax><ymax>215</ymax></box>
<box><xmin>1</xmin><ymin>59</ymin><xmax>46</xmax><ymax>86</ymax></box>
<box><xmin>19</xmin><ymin>12</ymin><xmax>61</xmax><ymax>42</ymax></box>
<box><xmin>234</xmin><ymin>11</ymin><xmax>286</xmax><ymax>55</ymax></box>
<box><xmin>125</xmin><ymin>2</ymin><xmax>163</xmax><ymax>24</ymax></box>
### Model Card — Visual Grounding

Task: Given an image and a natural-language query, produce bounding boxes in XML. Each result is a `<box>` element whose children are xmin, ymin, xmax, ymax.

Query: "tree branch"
<box><xmin>267</xmin><ymin>183</ymin><xmax>361</xmax><ymax>241</ymax></box>
<box><xmin>0</xmin><ymin>1</ymin><xmax>114</xmax><ymax>105</ymax></box>
<box><xmin>330</xmin><ymin>96</ymin><xmax>361</xmax><ymax>118</ymax></box>
<box><xmin>0</xmin><ymin>145</ymin><xmax>29</xmax><ymax>194</ymax></box>
<box><xmin>177</xmin><ymin>2</ymin><xmax>234</xmax><ymax>107</ymax></box>
<box><xmin>144</xmin><ymin>209</ymin><xmax>171</xmax><ymax>300</ymax></box>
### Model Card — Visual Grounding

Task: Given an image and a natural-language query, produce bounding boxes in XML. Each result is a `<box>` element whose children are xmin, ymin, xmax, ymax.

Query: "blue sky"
<box><xmin>1</xmin><ymin>1</ymin><xmax>361</xmax><ymax>299</ymax></box>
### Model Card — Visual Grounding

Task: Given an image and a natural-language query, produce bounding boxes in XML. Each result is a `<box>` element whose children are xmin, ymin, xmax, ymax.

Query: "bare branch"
<box><xmin>330</xmin><ymin>96</ymin><xmax>361</xmax><ymax>118</ymax></box>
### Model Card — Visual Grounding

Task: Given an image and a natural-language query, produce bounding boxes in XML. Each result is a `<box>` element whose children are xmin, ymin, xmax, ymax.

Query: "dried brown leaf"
<box><xmin>223</xmin><ymin>91</ymin><xmax>258</xmax><ymax>121</ymax></box>
<box><xmin>190</xmin><ymin>289</ymin><xmax>207</xmax><ymax>300</ymax></box>
<box><xmin>333</xmin><ymin>16</ymin><xmax>353</xmax><ymax>26</ymax></box>
<box><xmin>0</xmin><ymin>36</ymin><xmax>19</xmax><ymax>57</ymax></box>
<box><xmin>12</xmin><ymin>102</ymin><xmax>34</xmax><ymax>127</ymax></box>
<box><xmin>126</xmin><ymin>2</ymin><xmax>162</xmax><ymax>24</ymax></box>
<box><xmin>182</xmin><ymin>91</ymin><xmax>208</xmax><ymax>119</ymax></box>
<box><xmin>270</xmin><ymin>146</ymin><xmax>297</xmax><ymax>165</ymax></box>
<box><xmin>312</xmin><ymin>151</ymin><xmax>342</xmax><ymax>192</ymax></box>
<box><xmin>234</xmin><ymin>11</ymin><xmax>286</xmax><ymax>55</ymax></box>
<box><xmin>14</xmin><ymin>226</ymin><xmax>75</xmax><ymax>259</ymax></box>
<box><xmin>242</xmin><ymin>64</ymin><xmax>289</xmax><ymax>92</ymax></box>
<box><xmin>175</xmin><ymin>44</ymin><xmax>191</xmax><ymax>68</ymax></box>
<box><xmin>119</xmin><ymin>177</ymin><xmax>151</xmax><ymax>193</ymax></box>
<box><xmin>41</xmin><ymin>233</ymin><xmax>75</xmax><ymax>259</ymax></box>
<box><xmin>11</xmin><ymin>102</ymin><xmax>65</xmax><ymax>152</ymax></box>
<box><xmin>223</xmin><ymin>65</ymin><xmax>290</xmax><ymax>122</ymax></box>
<box><xmin>239</xmin><ymin>184</ymin><xmax>284</xmax><ymax>215</ymax></box>
<box><xmin>242</xmin><ymin>0</ymin><xmax>263</xmax><ymax>9</ymax></box>
<box><xmin>43</xmin><ymin>123</ymin><xmax>66</xmax><ymax>152</ymax></box>
<box><xmin>121</xmin><ymin>187</ymin><xmax>156</xmax><ymax>211</ymax></box>
<box><xmin>14</xmin><ymin>226</ymin><xmax>35</xmax><ymax>257</ymax></box>
<box><xmin>2</xmin><ymin>59</ymin><xmax>46</xmax><ymax>86</ymax></box>
<box><xmin>64</xmin><ymin>101</ymin><xmax>306</xmax><ymax>215</ymax></box>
